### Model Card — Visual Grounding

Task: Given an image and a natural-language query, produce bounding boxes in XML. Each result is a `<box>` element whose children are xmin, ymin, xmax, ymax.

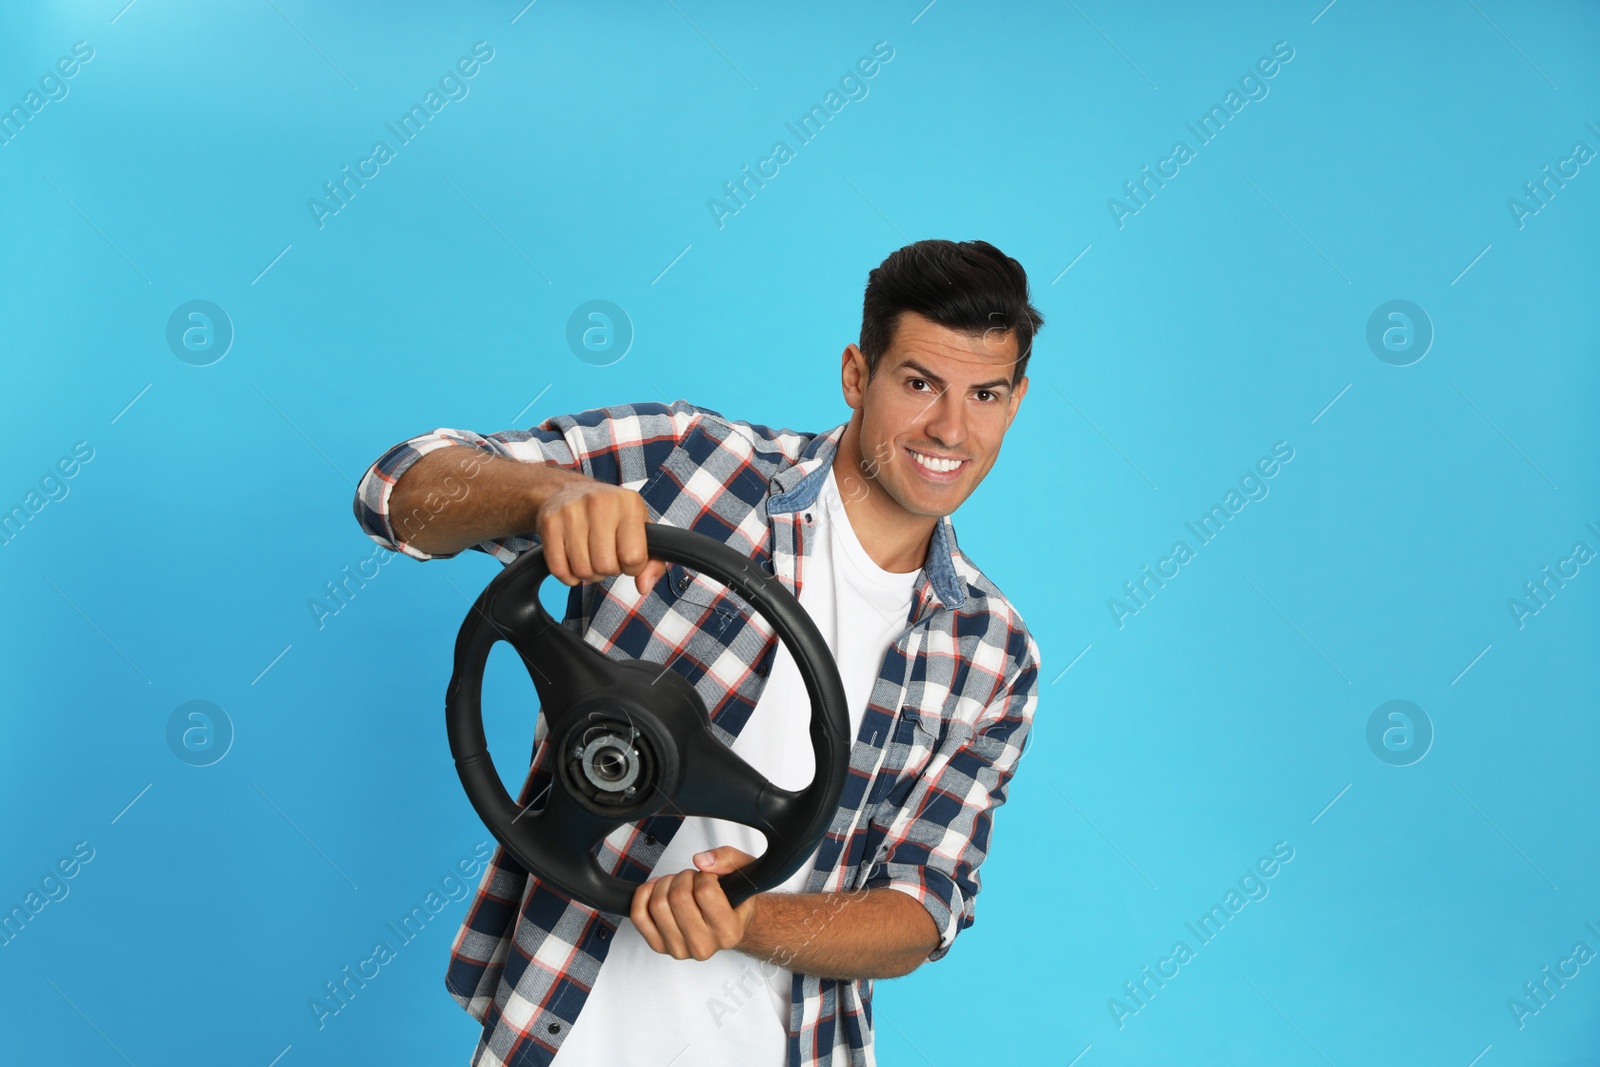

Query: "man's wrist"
<box><xmin>481</xmin><ymin>453</ymin><xmax>580</xmax><ymax>537</ymax></box>
<box><xmin>733</xmin><ymin>891</ymin><xmax>791</xmax><ymax>967</ymax></box>
<box><xmin>734</xmin><ymin>889</ymin><xmax>851</xmax><ymax>970</ymax></box>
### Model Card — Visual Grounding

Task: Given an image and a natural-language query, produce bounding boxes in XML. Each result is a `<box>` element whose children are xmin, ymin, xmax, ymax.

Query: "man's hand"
<box><xmin>535</xmin><ymin>474</ymin><xmax>667</xmax><ymax>595</ymax></box>
<box><xmin>631</xmin><ymin>846</ymin><xmax>758</xmax><ymax>961</ymax></box>
<box><xmin>385</xmin><ymin>449</ymin><xmax>667</xmax><ymax>596</ymax></box>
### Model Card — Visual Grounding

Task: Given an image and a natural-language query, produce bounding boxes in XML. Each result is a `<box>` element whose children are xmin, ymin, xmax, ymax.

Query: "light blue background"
<box><xmin>2</xmin><ymin>1</ymin><xmax>1597</xmax><ymax>1065</ymax></box>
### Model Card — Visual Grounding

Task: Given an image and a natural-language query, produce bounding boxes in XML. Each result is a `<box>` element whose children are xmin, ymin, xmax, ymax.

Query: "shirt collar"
<box><xmin>766</xmin><ymin>421</ymin><xmax>967</xmax><ymax>613</ymax></box>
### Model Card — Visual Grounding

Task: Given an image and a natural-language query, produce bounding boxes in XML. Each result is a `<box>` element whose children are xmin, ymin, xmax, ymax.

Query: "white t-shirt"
<box><xmin>553</xmin><ymin>465</ymin><xmax>919</xmax><ymax>1066</ymax></box>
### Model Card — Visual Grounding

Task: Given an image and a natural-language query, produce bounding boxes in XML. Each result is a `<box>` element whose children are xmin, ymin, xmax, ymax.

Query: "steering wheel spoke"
<box><xmin>483</xmin><ymin>560</ymin><xmax>619</xmax><ymax>733</ymax></box>
<box><xmin>507</xmin><ymin>783</ymin><xmax>630</xmax><ymax>899</ymax></box>
<box><xmin>669</xmin><ymin>727</ymin><xmax>801</xmax><ymax>840</ymax></box>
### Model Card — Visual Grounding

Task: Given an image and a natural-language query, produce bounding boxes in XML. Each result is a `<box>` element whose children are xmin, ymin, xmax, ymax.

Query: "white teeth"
<box><xmin>911</xmin><ymin>450</ymin><xmax>963</xmax><ymax>473</ymax></box>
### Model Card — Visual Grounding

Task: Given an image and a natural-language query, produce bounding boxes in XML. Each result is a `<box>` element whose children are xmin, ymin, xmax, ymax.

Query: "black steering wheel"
<box><xmin>445</xmin><ymin>523</ymin><xmax>852</xmax><ymax>915</ymax></box>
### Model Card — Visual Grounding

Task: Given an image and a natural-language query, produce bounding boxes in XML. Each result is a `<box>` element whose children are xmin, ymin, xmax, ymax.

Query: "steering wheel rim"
<box><xmin>445</xmin><ymin>523</ymin><xmax>852</xmax><ymax>915</ymax></box>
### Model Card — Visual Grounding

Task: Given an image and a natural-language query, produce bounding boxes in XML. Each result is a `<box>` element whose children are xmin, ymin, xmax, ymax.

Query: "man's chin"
<box><xmin>886</xmin><ymin>482</ymin><xmax>962</xmax><ymax>521</ymax></box>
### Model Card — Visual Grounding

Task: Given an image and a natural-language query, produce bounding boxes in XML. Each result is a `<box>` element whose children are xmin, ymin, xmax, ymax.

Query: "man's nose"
<box><xmin>923</xmin><ymin>389</ymin><xmax>970</xmax><ymax>447</ymax></box>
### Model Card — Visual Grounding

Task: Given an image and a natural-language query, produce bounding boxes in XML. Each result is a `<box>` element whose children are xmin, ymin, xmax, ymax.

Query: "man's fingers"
<box><xmin>669</xmin><ymin>874</ymin><xmax>719</xmax><ymax>960</ymax></box>
<box><xmin>632</xmin><ymin>868</ymin><xmax>747</xmax><ymax>960</ymax></box>
<box><xmin>691</xmin><ymin>870</ymin><xmax>741</xmax><ymax>947</ymax></box>
<box><xmin>693</xmin><ymin>846</ymin><xmax>755</xmax><ymax>875</ymax></box>
<box><xmin>556</xmin><ymin>512</ymin><xmax>590</xmax><ymax>585</ymax></box>
<box><xmin>540</xmin><ymin>515</ymin><xmax>572</xmax><ymax>586</ymax></box>
<box><xmin>587</xmin><ymin>500</ymin><xmax>621</xmax><ymax>577</ymax></box>
<box><xmin>538</xmin><ymin>483</ymin><xmax>673</xmax><ymax>588</ymax></box>
<box><xmin>631</xmin><ymin>879</ymin><xmax>664</xmax><ymax>954</ymax></box>
<box><xmin>647</xmin><ymin>875</ymin><xmax>690</xmax><ymax>959</ymax></box>
<box><xmin>634</xmin><ymin>559</ymin><xmax>667</xmax><ymax>598</ymax></box>
<box><xmin>617</xmin><ymin>500</ymin><xmax>666</xmax><ymax>597</ymax></box>
<box><xmin>615</xmin><ymin>499</ymin><xmax>649</xmax><ymax>578</ymax></box>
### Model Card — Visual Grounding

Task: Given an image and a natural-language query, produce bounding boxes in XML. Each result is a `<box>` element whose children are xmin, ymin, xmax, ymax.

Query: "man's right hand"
<box><xmin>386</xmin><ymin>449</ymin><xmax>667</xmax><ymax>597</ymax></box>
<box><xmin>535</xmin><ymin>477</ymin><xmax>667</xmax><ymax>596</ymax></box>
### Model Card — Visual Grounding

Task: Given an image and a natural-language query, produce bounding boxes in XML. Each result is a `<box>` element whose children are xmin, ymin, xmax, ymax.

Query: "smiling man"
<box><xmin>353</xmin><ymin>238</ymin><xmax>1044</xmax><ymax>1067</ymax></box>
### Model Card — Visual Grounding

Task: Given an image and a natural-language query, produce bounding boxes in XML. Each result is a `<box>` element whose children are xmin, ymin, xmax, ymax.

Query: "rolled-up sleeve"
<box><xmin>352</xmin><ymin>399</ymin><xmax>705</xmax><ymax>562</ymax></box>
<box><xmin>864</xmin><ymin>626</ymin><xmax>1041</xmax><ymax>963</ymax></box>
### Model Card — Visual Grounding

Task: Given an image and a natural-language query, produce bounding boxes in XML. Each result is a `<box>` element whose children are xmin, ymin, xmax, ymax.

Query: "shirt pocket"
<box><xmin>663</xmin><ymin>562</ymin><xmax>753</xmax><ymax>619</ymax></box>
<box><xmin>657</xmin><ymin>563</ymin><xmax>743</xmax><ymax>662</ymax></box>
<box><xmin>876</xmin><ymin>705</ymin><xmax>943</xmax><ymax>804</ymax></box>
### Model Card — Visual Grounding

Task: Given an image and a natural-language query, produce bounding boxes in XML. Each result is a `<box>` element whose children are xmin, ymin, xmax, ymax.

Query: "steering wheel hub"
<box><xmin>567</xmin><ymin>722</ymin><xmax>653</xmax><ymax>806</ymax></box>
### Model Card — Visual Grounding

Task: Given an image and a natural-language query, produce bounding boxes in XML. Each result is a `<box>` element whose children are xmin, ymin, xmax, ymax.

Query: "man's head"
<box><xmin>839</xmin><ymin>239</ymin><xmax>1043</xmax><ymax>521</ymax></box>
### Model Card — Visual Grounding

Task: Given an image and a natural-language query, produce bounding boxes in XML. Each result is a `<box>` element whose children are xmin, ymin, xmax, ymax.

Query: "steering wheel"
<box><xmin>445</xmin><ymin>523</ymin><xmax>852</xmax><ymax>915</ymax></box>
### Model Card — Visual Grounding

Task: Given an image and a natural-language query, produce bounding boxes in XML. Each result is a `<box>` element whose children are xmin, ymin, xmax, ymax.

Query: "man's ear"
<box><xmin>841</xmin><ymin>345</ymin><xmax>868</xmax><ymax>410</ymax></box>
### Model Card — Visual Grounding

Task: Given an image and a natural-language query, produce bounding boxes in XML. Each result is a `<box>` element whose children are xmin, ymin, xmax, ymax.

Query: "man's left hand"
<box><xmin>631</xmin><ymin>846</ymin><xmax>759</xmax><ymax>961</ymax></box>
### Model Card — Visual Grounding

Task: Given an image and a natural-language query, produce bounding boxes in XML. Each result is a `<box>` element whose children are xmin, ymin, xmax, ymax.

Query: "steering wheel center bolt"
<box><xmin>565</xmin><ymin>721</ymin><xmax>657</xmax><ymax>808</ymax></box>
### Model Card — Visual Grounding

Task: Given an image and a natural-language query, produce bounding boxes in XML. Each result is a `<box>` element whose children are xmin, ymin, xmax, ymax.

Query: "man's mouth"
<box><xmin>907</xmin><ymin>447</ymin><xmax>967</xmax><ymax>480</ymax></box>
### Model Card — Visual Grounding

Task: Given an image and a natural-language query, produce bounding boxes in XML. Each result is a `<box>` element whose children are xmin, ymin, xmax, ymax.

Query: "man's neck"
<box><xmin>829</xmin><ymin>417</ymin><xmax>937</xmax><ymax>576</ymax></box>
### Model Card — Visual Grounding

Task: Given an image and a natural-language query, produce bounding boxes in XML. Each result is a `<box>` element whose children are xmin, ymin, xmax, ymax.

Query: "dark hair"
<box><xmin>858</xmin><ymin>239</ymin><xmax>1043</xmax><ymax>388</ymax></box>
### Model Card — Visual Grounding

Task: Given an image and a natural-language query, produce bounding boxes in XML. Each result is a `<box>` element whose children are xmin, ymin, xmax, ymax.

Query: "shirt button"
<box><xmin>598</xmin><ymin>928</ymin><xmax>609</xmax><ymax>940</ymax></box>
<box><xmin>645</xmin><ymin>834</ymin><xmax>657</xmax><ymax>846</ymax></box>
<box><xmin>548</xmin><ymin>1022</ymin><xmax>562</xmax><ymax>1035</ymax></box>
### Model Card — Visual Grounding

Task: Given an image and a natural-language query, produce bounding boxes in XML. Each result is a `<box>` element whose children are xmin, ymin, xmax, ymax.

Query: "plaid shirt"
<box><xmin>353</xmin><ymin>399</ymin><xmax>1041</xmax><ymax>1067</ymax></box>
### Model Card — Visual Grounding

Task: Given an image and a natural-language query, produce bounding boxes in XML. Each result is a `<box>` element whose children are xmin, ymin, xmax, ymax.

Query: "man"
<box><xmin>352</xmin><ymin>238</ymin><xmax>1044</xmax><ymax>1067</ymax></box>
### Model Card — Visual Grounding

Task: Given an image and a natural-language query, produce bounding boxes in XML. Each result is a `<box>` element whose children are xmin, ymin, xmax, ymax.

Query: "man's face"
<box><xmin>842</xmin><ymin>310</ymin><xmax>1029</xmax><ymax>518</ymax></box>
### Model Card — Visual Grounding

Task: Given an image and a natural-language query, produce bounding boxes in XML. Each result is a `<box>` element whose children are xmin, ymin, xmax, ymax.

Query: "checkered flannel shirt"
<box><xmin>352</xmin><ymin>399</ymin><xmax>1042</xmax><ymax>1067</ymax></box>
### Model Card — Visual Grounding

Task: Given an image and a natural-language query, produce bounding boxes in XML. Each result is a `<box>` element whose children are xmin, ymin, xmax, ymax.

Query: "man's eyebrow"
<box><xmin>894</xmin><ymin>358</ymin><xmax>1013</xmax><ymax>392</ymax></box>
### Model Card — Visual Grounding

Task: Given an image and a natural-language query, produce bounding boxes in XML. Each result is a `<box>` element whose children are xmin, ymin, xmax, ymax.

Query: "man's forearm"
<box><xmin>387</xmin><ymin>447</ymin><xmax>580</xmax><ymax>556</ymax></box>
<box><xmin>738</xmin><ymin>886</ymin><xmax>940</xmax><ymax>981</ymax></box>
